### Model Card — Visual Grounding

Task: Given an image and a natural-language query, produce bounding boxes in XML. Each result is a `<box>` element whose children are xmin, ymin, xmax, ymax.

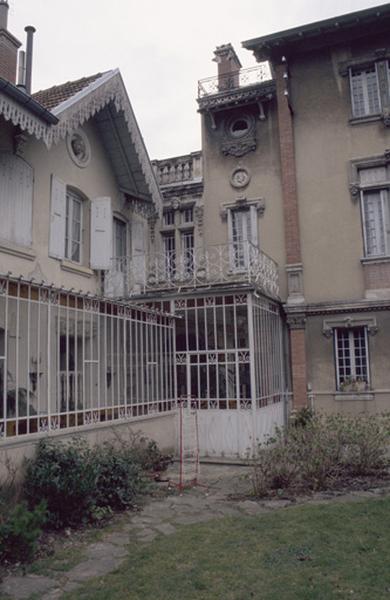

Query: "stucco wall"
<box><xmin>291</xmin><ymin>34</ymin><xmax>390</xmax><ymax>304</ymax></box>
<box><xmin>0</xmin><ymin>118</ymin><xmax>142</xmax><ymax>293</ymax></box>
<box><xmin>201</xmin><ymin>104</ymin><xmax>287</xmax><ymax>299</ymax></box>
<box><xmin>306</xmin><ymin>311</ymin><xmax>390</xmax><ymax>414</ymax></box>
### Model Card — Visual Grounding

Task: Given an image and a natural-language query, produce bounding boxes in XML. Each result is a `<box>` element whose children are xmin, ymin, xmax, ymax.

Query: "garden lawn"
<box><xmin>63</xmin><ymin>497</ymin><xmax>390</xmax><ymax>600</ymax></box>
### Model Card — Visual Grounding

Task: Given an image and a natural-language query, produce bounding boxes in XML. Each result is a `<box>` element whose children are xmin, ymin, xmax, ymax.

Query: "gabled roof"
<box><xmin>243</xmin><ymin>3</ymin><xmax>390</xmax><ymax>59</ymax></box>
<box><xmin>0</xmin><ymin>69</ymin><xmax>162</xmax><ymax>213</ymax></box>
<box><xmin>33</xmin><ymin>73</ymin><xmax>104</xmax><ymax>111</ymax></box>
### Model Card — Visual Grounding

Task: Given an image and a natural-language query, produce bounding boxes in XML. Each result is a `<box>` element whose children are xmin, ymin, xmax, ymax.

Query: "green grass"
<box><xmin>62</xmin><ymin>497</ymin><xmax>390</xmax><ymax>600</ymax></box>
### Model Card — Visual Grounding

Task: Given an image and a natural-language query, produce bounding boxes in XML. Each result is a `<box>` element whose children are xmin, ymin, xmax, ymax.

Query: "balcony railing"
<box><xmin>152</xmin><ymin>152</ymin><xmax>202</xmax><ymax>186</ymax></box>
<box><xmin>104</xmin><ymin>242</ymin><xmax>279</xmax><ymax>299</ymax></box>
<box><xmin>198</xmin><ymin>64</ymin><xmax>272</xmax><ymax>98</ymax></box>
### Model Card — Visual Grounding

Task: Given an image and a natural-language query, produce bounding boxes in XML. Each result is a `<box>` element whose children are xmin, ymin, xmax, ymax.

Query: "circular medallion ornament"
<box><xmin>230</xmin><ymin>167</ymin><xmax>251</xmax><ymax>189</ymax></box>
<box><xmin>67</xmin><ymin>129</ymin><xmax>91</xmax><ymax>168</ymax></box>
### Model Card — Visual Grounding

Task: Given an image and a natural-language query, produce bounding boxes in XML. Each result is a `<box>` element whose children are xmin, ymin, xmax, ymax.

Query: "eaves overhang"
<box><xmin>0</xmin><ymin>77</ymin><xmax>59</xmax><ymax>126</ymax></box>
<box><xmin>242</xmin><ymin>3</ymin><xmax>390</xmax><ymax>60</ymax></box>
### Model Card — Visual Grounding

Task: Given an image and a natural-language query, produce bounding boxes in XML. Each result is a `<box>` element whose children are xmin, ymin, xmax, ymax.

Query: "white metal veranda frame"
<box><xmin>0</xmin><ymin>274</ymin><xmax>176</xmax><ymax>441</ymax></box>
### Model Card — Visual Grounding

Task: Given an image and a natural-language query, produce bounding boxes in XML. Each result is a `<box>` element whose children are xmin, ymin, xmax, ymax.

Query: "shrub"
<box><xmin>0</xmin><ymin>501</ymin><xmax>47</xmax><ymax>564</ymax></box>
<box><xmin>252</xmin><ymin>411</ymin><xmax>390</xmax><ymax>497</ymax></box>
<box><xmin>24</xmin><ymin>438</ymin><xmax>97</xmax><ymax>529</ymax></box>
<box><xmin>92</xmin><ymin>441</ymin><xmax>147</xmax><ymax>511</ymax></box>
<box><xmin>111</xmin><ymin>429</ymin><xmax>173</xmax><ymax>473</ymax></box>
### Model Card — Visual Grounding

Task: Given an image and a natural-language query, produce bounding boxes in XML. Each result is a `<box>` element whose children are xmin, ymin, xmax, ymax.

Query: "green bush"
<box><xmin>23</xmin><ymin>434</ymin><xmax>160</xmax><ymax>529</ymax></box>
<box><xmin>92</xmin><ymin>441</ymin><xmax>147</xmax><ymax>511</ymax></box>
<box><xmin>0</xmin><ymin>501</ymin><xmax>47</xmax><ymax>564</ymax></box>
<box><xmin>24</xmin><ymin>438</ymin><xmax>97</xmax><ymax>529</ymax></box>
<box><xmin>252</xmin><ymin>411</ymin><xmax>390</xmax><ymax>497</ymax></box>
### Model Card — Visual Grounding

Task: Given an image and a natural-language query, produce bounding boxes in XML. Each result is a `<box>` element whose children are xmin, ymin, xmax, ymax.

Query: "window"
<box><xmin>350</xmin><ymin>66</ymin><xmax>381</xmax><ymax>118</ymax></box>
<box><xmin>334</xmin><ymin>327</ymin><xmax>369</xmax><ymax>391</ymax></box>
<box><xmin>163</xmin><ymin>233</ymin><xmax>176</xmax><ymax>278</ymax></box>
<box><xmin>112</xmin><ymin>217</ymin><xmax>127</xmax><ymax>273</ymax></box>
<box><xmin>65</xmin><ymin>190</ymin><xmax>82</xmax><ymax>262</ymax></box>
<box><xmin>181</xmin><ymin>230</ymin><xmax>194</xmax><ymax>274</ymax></box>
<box><xmin>359</xmin><ymin>165</ymin><xmax>390</xmax><ymax>257</ymax></box>
<box><xmin>181</xmin><ymin>207</ymin><xmax>193</xmax><ymax>224</ymax></box>
<box><xmin>230</xmin><ymin>208</ymin><xmax>253</xmax><ymax>269</ymax></box>
<box><xmin>163</xmin><ymin>210</ymin><xmax>175</xmax><ymax>226</ymax></box>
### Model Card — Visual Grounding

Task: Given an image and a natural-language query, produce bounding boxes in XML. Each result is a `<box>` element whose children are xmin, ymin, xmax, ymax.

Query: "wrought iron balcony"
<box><xmin>198</xmin><ymin>64</ymin><xmax>272</xmax><ymax>98</ymax></box>
<box><xmin>104</xmin><ymin>242</ymin><xmax>279</xmax><ymax>299</ymax></box>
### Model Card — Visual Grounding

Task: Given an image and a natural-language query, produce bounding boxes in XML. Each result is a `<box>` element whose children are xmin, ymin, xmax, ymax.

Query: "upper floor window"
<box><xmin>163</xmin><ymin>210</ymin><xmax>175</xmax><ymax>226</ymax></box>
<box><xmin>65</xmin><ymin>190</ymin><xmax>83</xmax><ymax>263</ymax></box>
<box><xmin>350</xmin><ymin>66</ymin><xmax>381</xmax><ymax>117</ymax></box>
<box><xmin>113</xmin><ymin>217</ymin><xmax>127</xmax><ymax>259</ymax></box>
<box><xmin>228</xmin><ymin>207</ymin><xmax>258</xmax><ymax>270</ymax></box>
<box><xmin>181</xmin><ymin>207</ymin><xmax>193</xmax><ymax>224</ymax></box>
<box><xmin>359</xmin><ymin>165</ymin><xmax>390</xmax><ymax>258</ymax></box>
<box><xmin>334</xmin><ymin>327</ymin><xmax>369</xmax><ymax>391</ymax></box>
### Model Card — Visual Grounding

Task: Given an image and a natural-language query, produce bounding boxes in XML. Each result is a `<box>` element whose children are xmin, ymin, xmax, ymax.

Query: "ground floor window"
<box><xmin>334</xmin><ymin>327</ymin><xmax>369</xmax><ymax>391</ymax></box>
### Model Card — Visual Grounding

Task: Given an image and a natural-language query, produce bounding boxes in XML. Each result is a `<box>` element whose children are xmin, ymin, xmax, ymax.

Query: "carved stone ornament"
<box><xmin>67</xmin><ymin>129</ymin><xmax>91</xmax><ymax>168</ymax></box>
<box><xmin>221</xmin><ymin>137</ymin><xmax>256</xmax><ymax>158</ymax></box>
<box><xmin>286</xmin><ymin>313</ymin><xmax>306</xmax><ymax>330</ymax></box>
<box><xmin>349</xmin><ymin>182</ymin><xmax>361</xmax><ymax>199</ymax></box>
<box><xmin>322</xmin><ymin>316</ymin><xmax>378</xmax><ymax>338</ymax></box>
<box><xmin>194</xmin><ymin>206</ymin><xmax>204</xmax><ymax>237</ymax></box>
<box><xmin>230</xmin><ymin>166</ymin><xmax>251</xmax><ymax>189</ymax></box>
<box><xmin>385</xmin><ymin>149</ymin><xmax>390</xmax><ymax>161</ymax></box>
<box><xmin>383</xmin><ymin>109</ymin><xmax>390</xmax><ymax>128</ymax></box>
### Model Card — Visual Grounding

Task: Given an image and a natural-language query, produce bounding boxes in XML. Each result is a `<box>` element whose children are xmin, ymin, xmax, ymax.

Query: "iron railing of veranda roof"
<box><xmin>104</xmin><ymin>241</ymin><xmax>279</xmax><ymax>300</ymax></box>
<box><xmin>198</xmin><ymin>64</ymin><xmax>272</xmax><ymax>98</ymax></box>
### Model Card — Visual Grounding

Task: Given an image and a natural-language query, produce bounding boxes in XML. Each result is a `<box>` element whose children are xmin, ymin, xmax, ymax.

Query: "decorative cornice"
<box><xmin>285</xmin><ymin>298</ymin><xmax>390</xmax><ymax>317</ymax></box>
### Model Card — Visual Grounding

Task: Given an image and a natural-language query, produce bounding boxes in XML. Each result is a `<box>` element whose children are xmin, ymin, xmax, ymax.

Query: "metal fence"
<box><xmin>0</xmin><ymin>275</ymin><xmax>176</xmax><ymax>441</ymax></box>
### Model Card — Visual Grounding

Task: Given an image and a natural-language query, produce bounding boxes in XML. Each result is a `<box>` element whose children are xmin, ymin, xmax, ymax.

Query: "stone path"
<box><xmin>1</xmin><ymin>463</ymin><xmax>389</xmax><ymax>600</ymax></box>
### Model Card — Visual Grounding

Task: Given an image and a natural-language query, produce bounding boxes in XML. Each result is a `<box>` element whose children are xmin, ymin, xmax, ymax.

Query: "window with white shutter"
<box><xmin>0</xmin><ymin>154</ymin><xmax>33</xmax><ymax>248</ymax></box>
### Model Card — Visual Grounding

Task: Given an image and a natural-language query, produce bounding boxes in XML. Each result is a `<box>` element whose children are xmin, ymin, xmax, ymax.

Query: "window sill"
<box><xmin>334</xmin><ymin>393</ymin><xmax>374</xmax><ymax>402</ymax></box>
<box><xmin>361</xmin><ymin>256</ymin><xmax>390</xmax><ymax>265</ymax></box>
<box><xmin>349</xmin><ymin>114</ymin><xmax>382</xmax><ymax>126</ymax></box>
<box><xmin>0</xmin><ymin>239</ymin><xmax>36</xmax><ymax>261</ymax></box>
<box><xmin>60</xmin><ymin>260</ymin><xmax>94</xmax><ymax>278</ymax></box>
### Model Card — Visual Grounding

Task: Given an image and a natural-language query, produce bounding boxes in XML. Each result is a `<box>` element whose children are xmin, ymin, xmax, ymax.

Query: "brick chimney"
<box><xmin>0</xmin><ymin>1</ymin><xmax>22</xmax><ymax>84</ymax></box>
<box><xmin>213</xmin><ymin>43</ymin><xmax>242</xmax><ymax>91</ymax></box>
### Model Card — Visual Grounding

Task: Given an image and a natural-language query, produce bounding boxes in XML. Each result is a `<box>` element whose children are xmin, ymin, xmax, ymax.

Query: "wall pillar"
<box><xmin>287</xmin><ymin>315</ymin><xmax>308</xmax><ymax>409</ymax></box>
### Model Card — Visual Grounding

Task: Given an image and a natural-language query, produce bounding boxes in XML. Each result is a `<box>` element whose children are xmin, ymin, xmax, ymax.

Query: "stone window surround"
<box><xmin>322</xmin><ymin>315</ymin><xmax>378</xmax><ymax>338</ymax></box>
<box><xmin>349</xmin><ymin>151</ymin><xmax>390</xmax><ymax>262</ymax></box>
<box><xmin>339</xmin><ymin>51</ymin><xmax>390</xmax><ymax>125</ymax></box>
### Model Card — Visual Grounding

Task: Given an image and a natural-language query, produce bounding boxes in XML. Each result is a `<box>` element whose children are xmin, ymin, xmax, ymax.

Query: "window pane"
<box><xmin>363</xmin><ymin>191</ymin><xmax>386</xmax><ymax>256</ymax></box>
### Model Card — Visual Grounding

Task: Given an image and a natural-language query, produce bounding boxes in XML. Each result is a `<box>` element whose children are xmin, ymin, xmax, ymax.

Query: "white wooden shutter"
<box><xmin>0</xmin><ymin>154</ymin><xmax>33</xmax><ymax>247</ymax></box>
<box><xmin>90</xmin><ymin>197</ymin><xmax>112</xmax><ymax>270</ymax></box>
<box><xmin>49</xmin><ymin>175</ymin><xmax>66</xmax><ymax>259</ymax></box>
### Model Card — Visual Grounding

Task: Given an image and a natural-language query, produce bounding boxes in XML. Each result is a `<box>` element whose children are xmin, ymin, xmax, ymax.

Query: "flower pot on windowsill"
<box><xmin>339</xmin><ymin>379</ymin><xmax>368</xmax><ymax>393</ymax></box>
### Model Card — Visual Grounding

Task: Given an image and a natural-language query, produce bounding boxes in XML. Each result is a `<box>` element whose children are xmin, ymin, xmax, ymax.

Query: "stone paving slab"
<box><xmin>0</xmin><ymin>574</ymin><xmax>57</xmax><ymax>600</ymax></box>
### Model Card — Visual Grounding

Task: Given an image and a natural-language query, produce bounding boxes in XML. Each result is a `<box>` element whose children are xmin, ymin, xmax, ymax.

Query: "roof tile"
<box><xmin>32</xmin><ymin>73</ymin><xmax>104</xmax><ymax>111</ymax></box>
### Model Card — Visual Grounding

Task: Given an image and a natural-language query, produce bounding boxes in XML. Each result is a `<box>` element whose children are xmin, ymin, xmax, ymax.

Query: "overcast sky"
<box><xmin>9</xmin><ymin>0</ymin><xmax>386</xmax><ymax>159</ymax></box>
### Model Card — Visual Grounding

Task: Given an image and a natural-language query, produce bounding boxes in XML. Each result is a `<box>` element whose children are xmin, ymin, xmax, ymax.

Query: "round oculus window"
<box><xmin>67</xmin><ymin>129</ymin><xmax>91</xmax><ymax>168</ymax></box>
<box><xmin>227</xmin><ymin>115</ymin><xmax>253</xmax><ymax>138</ymax></box>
